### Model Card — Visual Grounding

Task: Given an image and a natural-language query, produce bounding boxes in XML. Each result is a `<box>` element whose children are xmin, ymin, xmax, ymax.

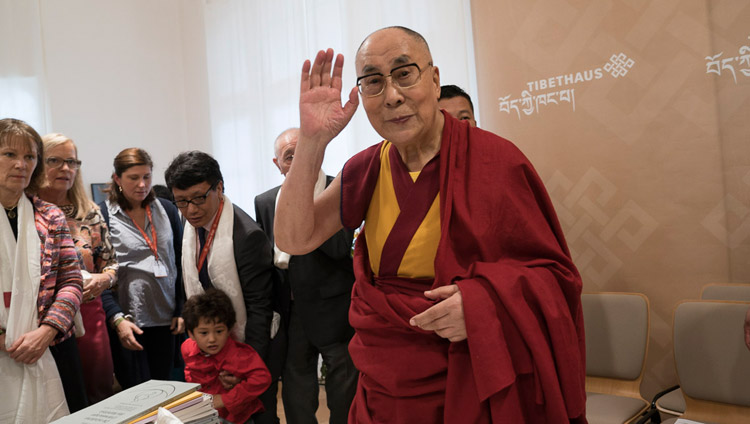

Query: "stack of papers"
<box><xmin>51</xmin><ymin>380</ymin><xmax>219</xmax><ymax>424</ymax></box>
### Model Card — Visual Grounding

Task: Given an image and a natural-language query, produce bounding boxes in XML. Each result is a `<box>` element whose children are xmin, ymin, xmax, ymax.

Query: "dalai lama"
<box><xmin>274</xmin><ymin>26</ymin><xmax>587</xmax><ymax>423</ymax></box>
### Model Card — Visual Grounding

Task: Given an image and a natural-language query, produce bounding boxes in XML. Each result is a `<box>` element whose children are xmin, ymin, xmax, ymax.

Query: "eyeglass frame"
<box><xmin>45</xmin><ymin>156</ymin><xmax>82</xmax><ymax>170</ymax></box>
<box><xmin>356</xmin><ymin>62</ymin><xmax>433</xmax><ymax>97</ymax></box>
<box><xmin>172</xmin><ymin>181</ymin><xmax>220</xmax><ymax>209</ymax></box>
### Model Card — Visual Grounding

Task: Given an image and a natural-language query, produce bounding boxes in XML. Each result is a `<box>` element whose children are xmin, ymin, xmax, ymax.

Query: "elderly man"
<box><xmin>275</xmin><ymin>26</ymin><xmax>586</xmax><ymax>423</ymax></box>
<box><xmin>255</xmin><ymin>128</ymin><xmax>357</xmax><ymax>424</ymax></box>
<box><xmin>164</xmin><ymin>151</ymin><xmax>277</xmax><ymax>423</ymax></box>
<box><xmin>439</xmin><ymin>84</ymin><xmax>477</xmax><ymax>127</ymax></box>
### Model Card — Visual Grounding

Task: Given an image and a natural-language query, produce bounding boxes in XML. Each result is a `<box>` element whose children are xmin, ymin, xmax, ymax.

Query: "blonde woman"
<box><xmin>38</xmin><ymin>133</ymin><xmax>118</xmax><ymax>404</ymax></box>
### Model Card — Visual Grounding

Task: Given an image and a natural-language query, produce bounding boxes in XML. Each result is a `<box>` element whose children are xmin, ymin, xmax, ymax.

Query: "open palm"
<box><xmin>299</xmin><ymin>49</ymin><xmax>359</xmax><ymax>144</ymax></box>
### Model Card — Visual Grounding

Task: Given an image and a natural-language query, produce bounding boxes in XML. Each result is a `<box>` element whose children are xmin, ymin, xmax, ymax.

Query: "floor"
<box><xmin>275</xmin><ymin>382</ymin><xmax>330</xmax><ymax>424</ymax></box>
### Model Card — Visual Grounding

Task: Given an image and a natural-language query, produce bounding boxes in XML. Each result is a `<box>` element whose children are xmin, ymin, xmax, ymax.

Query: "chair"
<box><xmin>700</xmin><ymin>283</ymin><xmax>750</xmax><ymax>302</ymax></box>
<box><xmin>652</xmin><ymin>283</ymin><xmax>750</xmax><ymax>418</ymax></box>
<box><xmin>659</xmin><ymin>300</ymin><xmax>750</xmax><ymax>424</ymax></box>
<box><xmin>583</xmin><ymin>292</ymin><xmax>652</xmax><ymax>424</ymax></box>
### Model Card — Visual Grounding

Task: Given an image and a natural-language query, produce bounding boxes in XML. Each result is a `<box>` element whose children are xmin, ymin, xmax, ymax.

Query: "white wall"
<box><xmin>39</xmin><ymin>0</ymin><xmax>211</xmax><ymax>194</ymax></box>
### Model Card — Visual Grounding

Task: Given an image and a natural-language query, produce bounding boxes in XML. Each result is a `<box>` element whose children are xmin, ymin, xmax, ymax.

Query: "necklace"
<box><xmin>4</xmin><ymin>205</ymin><xmax>17</xmax><ymax>219</ymax></box>
<box><xmin>60</xmin><ymin>204</ymin><xmax>77</xmax><ymax>218</ymax></box>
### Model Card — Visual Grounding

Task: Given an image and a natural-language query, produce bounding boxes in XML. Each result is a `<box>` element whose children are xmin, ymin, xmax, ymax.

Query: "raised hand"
<box><xmin>299</xmin><ymin>48</ymin><xmax>359</xmax><ymax>145</ymax></box>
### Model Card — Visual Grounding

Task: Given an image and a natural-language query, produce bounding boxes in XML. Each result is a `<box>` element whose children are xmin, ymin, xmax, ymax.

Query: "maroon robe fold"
<box><xmin>341</xmin><ymin>111</ymin><xmax>587</xmax><ymax>423</ymax></box>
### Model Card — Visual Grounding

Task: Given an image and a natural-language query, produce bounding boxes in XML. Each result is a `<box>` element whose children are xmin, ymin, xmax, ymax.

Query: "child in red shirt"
<box><xmin>182</xmin><ymin>289</ymin><xmax>271</xmax><ymax>424</ymax></box>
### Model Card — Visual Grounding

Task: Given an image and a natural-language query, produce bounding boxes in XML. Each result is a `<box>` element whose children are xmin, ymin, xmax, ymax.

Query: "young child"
<box><xmin>182</xmin><ymin>289</ymin><xmax>271</xmax><ymax>423</ymax></box>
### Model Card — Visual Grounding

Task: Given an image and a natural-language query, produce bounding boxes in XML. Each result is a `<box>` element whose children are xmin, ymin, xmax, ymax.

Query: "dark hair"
<box><xmin>183</xmin><ymin>288</ymin><xmax>237</xmax><ymax>333</ymax></box>
<box><xmin>106</xmin><ymin>148</ymin><xmax>155</xmax><ymax>210</ymax></box>
<box><xmin>164</xmin><ymin>150</ymin><xmax>223</xmax><ymax>191</ymax></box>
<box><xmin>0</xmin><ymin>118</ymin><xmax>45</xmax><ymax>193</ymax></box>
<box><xmin>440</xmin><ymin>85</ymin><xmax>474</xmax><ymax>113</ymax></box>
<box><xmin>152</xmin><ymin>184</ymin><xmax>174</xmax><ymax>202</ymax></box>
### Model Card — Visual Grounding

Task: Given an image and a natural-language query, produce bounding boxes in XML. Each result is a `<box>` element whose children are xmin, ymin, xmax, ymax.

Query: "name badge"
<box><xmin>154</xmin><ymin>260</ymin><xmax>169</xmax><ymax>278</ymax></box>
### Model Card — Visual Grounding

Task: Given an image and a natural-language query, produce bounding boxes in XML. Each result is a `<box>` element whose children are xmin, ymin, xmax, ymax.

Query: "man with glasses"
<box><xmin>274</xmin><ymin>26</ymin><xmax>587</xmax><ymax>423</ymax></box>
<box><xmin>164</xmin><ymin>151</ymin><xmax>277</xmax><ymax>423</ymax></box>
<box><xmin>255</xmin><ymin>128</ymin><xmax>357</xmax><ymax>424</ymax></box>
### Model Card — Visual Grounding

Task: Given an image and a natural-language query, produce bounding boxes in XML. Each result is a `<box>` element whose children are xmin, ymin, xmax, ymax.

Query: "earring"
<box><xmin>118</xmin><ymin>185</ymin><xmax>123</xmax><ymax>192</ymax></box>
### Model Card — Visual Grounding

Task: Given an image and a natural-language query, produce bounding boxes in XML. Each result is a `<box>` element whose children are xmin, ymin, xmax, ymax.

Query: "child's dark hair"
<box><xmin>183</xmin><ymin>289</ymin><xmax>237</xmax><ymax>333</ymax></box>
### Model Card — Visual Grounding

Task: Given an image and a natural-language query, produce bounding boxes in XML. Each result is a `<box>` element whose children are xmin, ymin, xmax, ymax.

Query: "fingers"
<box><xmin>331</xmin><ymin>54</ymin><xmax>345</xmax><ymax>91</ymax></box>
<box><xmin>309</xmin><ymin>49</ymin><xmax>327</xmax><ymax>89</ymax></box>
<box><xmin>300</xmin><ymin>60</ymin><xmax>311</xmax><ymax>93</ymax></box>
<box><xmin>423</xmin><ymin>285</ymin><xmax>460</xmax><ymax>301</ymax></box>
<box><xmin>320</xmin><ymin>48</ymin><xmax>334</xmax><ymax>87</ymax></box>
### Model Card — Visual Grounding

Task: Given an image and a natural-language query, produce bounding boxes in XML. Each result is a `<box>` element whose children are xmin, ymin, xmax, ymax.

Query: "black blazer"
<box><xmin>229</xmin><ymin>204</ymin><xmax>274</xmax><ymax>360</ymax></box>
<box><xmin>254</xmin><ymin>178</ymin><xmax>355</xmax><ymax>347</ymax></box>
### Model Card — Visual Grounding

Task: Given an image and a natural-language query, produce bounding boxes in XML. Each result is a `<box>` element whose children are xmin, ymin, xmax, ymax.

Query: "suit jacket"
<box><xmin>254</xmin><ymin>178</ymin><xmax>355</xmax><ymax>347</ymax></box>
<box><xmin>229</xmin><ymin>204</ymin><xmax>274</xmax><ymax>360</ymax></box>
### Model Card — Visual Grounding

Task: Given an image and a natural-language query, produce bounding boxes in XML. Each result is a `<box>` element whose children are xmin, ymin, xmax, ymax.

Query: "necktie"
<box><xmin>198</xmin><ymin>227</ymin><xmax>212</xmax><ymax>289</ymax></box>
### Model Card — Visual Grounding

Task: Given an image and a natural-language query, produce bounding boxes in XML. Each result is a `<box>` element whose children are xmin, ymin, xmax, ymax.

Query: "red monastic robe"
<box><xmin>340</xmin><ymin>112</ymin><xmax>587</xmax><ymax>423</ymax></box>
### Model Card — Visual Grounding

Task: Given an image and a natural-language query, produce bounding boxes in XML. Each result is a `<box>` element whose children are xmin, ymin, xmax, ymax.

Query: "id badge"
<box><xmin>154</xmin><ymin>260</ymin><xmax>169</xmax><ymax>278</ymax></box>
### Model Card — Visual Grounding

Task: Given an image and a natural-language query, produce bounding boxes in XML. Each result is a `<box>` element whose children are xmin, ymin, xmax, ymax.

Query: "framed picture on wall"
<box><xmin>90</xmin><ymin>183</ymin><xmax>108</xmax><ymax>204</ymax></box>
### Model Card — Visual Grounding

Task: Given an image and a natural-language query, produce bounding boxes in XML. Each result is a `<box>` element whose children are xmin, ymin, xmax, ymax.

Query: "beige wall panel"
<box><xmin>470</xmin><ymin>0</ymin><xmax>750</xmax><ymax>399</ymax></box>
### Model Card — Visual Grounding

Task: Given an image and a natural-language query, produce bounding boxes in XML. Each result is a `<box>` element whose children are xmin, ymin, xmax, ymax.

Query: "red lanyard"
<box><xmin>197</xmin><ymin>198</ymin><xmax>224</xmax><ymax>273</ymax></box>
<box><xmin>127</xmin><ymin>204</ymin><xmax>159</xmax><ymax>261</ymax></box>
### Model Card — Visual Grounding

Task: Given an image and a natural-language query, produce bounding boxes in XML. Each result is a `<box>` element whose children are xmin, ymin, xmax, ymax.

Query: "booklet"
<box><xmin>52</xmin><ymin>380</ymin><xmax>200</xmax><ymax>424</ymax></box>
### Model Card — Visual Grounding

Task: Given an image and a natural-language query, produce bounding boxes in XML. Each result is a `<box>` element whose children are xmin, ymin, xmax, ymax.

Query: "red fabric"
<box><xmin>76</xmin><ymin>298</ymin><xmax>114</xmax><ymax>403</ymax></box>
<box><xmin>182</xmin><ymin>337</ymin><xmax>271</xmax><ymax>423</ymax></box>
<box><xmin>341</xmin><ymin>112</ymin><xmax>587</xmax><ymax>423</ymax></box>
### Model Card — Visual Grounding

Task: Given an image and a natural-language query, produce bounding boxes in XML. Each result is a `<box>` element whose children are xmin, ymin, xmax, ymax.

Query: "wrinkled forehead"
<box><xmin>274</xmin><ymin>131</ymin><xmax>298</xmax><ymax>157</ymax></box>
<box><xmin>355</xmin><ymin>29</ymin><xmax>431</xmax><ymax>74</ymax></box>
<box><xmin>0</xmin><ymin>134</ymin><xmax>38</xmax><ymax>154</ymax></box>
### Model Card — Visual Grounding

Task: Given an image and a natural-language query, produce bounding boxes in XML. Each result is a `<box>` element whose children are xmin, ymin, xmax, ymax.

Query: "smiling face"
<box><xmin>171</xmin><ymin>181</ymin><xmax>222</xmax><ymax>229</ymax></box>
<box><xmin>355</xmin><ymin>28</ymin><xmax>443</xmax><ymax>149</ymax></box>
<box><xmin>44</xmin><ymin>141</ymin><xmax>78</xmax><ymax>194</ymax></box>
<box><xmin>114</xmin><ymin>164</ymin><xmax>152</xmax><ymax>206</ymax></box>
<box><xmin>188</xmin><ymin>318</ymin><xmax>230</xmax><ymax>356</ymax></box>
<box><xmin>0</xmin><ymin>137</ymin><xmax>38</xmax><ymax>203</ymax></box>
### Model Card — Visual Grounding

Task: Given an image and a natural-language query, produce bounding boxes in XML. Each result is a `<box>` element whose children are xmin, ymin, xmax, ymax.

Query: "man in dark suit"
<box><xmin>165</xmin><ymin>151</ymin><xmax>278</xmax><ymax>424</ymax></box>
<box><xmin>255</xmin><ymin>128</ymin><xmax>357</xmax><ymax>424</ymax></box>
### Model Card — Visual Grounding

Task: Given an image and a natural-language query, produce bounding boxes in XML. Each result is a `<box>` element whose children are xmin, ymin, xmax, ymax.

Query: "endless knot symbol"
<box><xmin>603</xmin><ymin>53</ymin><xmax>635</xmax><ymax>78</ymax></box>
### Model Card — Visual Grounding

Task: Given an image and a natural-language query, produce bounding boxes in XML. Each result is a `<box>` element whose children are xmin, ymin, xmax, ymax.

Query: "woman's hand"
<box><xmin>82</xmin><ymin>273</ymin><xmax>111</xmax><ymax>302</ymax></box>
<box><xmin>7</xmin><ymin>325</ymin><xmax>58</xmax><ymax>364</ymax></box>
<box><xmin>116</xmin><ymin>320</ymin><xmax>144</xmax><ymax>351</ymax></box>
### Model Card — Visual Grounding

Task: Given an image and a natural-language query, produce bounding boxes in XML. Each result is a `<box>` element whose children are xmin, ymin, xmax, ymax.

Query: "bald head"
<box><xmin>273</xmin><ymin>128</ymin><xmax>299</xmax><ymax>176</ymax></box>
<box><xmin>356</xmin><ymin>26</ymin><xmax>432</xmax><ymax>69</ymax></box>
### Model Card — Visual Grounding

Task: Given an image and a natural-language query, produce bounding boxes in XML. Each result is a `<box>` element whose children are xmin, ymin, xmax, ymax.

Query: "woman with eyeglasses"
<box><xmin>0</xmin><ymin>118</ymin><xmax>81</xmax><ymax>422</ymax></box>
<box><xmin>36</xmin><ymin>133</ymin><xmax>118</xmax><ymax>405</ymax></box>
<box><xmin>99</xmin><ymin>147</ymin><xmax>184</xmax><ymax>389</ymax></box>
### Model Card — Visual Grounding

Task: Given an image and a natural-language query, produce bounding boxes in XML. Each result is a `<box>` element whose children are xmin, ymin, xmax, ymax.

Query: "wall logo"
<box><xmin>705</xmin><ymin>36</ymin><xmax>750</xmax><ymax>84</ymax></box>
<box><xmin>499</xmin><ymin>53</ymin><xmax>636</xmax><ymax>120</ymax></box>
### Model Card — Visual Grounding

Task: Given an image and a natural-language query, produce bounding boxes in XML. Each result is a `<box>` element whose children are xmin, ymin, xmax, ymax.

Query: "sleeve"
<box><xmin>221</xmin><ymin>347</ymin><xmax>272</xmax><ymax>422</ymax></box>
<box><xmin>236</xmin><ymin>228</ymin><xmax>274</xmax><ymax>360</ymax></box>
<box><xmin>100</xmin><ymin>289</ymin><xmax>122</xmax><ymax>322</ymax></box>
<box><xmin>91</xmin><ymin>206</ymin><xmax>119</xmax><ymax>279</ymax></box>
<box><xmin>159</xmin><ymin>198</ymin><xmax>185</xmax><ymax>317</ymax></box>
<box><xmin>40</xmin><ymin>209</ymin><xmax>83</xmax><ymax>336</ymax></box>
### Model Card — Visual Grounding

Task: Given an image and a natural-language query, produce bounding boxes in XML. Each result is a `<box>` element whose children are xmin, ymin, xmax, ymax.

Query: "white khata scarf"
<box><xmin>273</xmin><ymin>169</ymin><xmax>327</xmax><ymax>268</ymax></box>
<box><xmin>0</xmin><ymin>195</ymin><xmax>69</xmax><ymax>423</ymax></box>
<box><xmin>182</xmin><ymin>195</ymin><xmax>247</xmax><ymax>342</ymax></box>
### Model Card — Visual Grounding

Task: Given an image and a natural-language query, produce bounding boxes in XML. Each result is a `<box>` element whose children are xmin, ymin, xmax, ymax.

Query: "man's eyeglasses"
<box><xmin>46</xmin><ymin>157</ymin><xmax>82</xmax><ymax>170</ymax></box>
<box><xmin>172</xmin><ymin>181</ymin><xmax>219</xmax><ymax>208</ymax></box>
<box><xmin>356</xmin><ymin>62</ymin><xmax>432</xmax><ymax>97</ymax></box>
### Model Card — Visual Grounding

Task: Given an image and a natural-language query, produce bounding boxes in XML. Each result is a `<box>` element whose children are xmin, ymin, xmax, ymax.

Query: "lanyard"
<box><xmin>197</xmin><ymin>197</ymin><xmax>224</xmax><ymax>273</ymax></box>
<box><xmin>127</xmin><ymin>204</ymin><xmax>160</xmax><ymax>261</ymax></box>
